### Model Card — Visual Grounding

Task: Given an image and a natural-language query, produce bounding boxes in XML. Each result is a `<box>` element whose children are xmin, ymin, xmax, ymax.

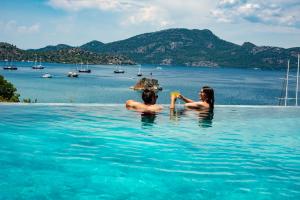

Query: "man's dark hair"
<box><xmin>142</xmin><ymin>89</ymin><xmax>157</xmax><ymax>105</ymax></box>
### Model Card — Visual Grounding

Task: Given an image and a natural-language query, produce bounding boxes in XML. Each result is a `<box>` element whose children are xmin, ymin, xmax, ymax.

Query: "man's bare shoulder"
<box><xmin>125</xmin><ymin>100</ymin><xmax>163</xmax><ymax>112</ymax></box>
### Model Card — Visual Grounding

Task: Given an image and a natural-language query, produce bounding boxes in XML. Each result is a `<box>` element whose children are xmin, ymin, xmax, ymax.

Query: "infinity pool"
<box><xmin>0</xmin><ymin>105</ymin><xmax>299</xmax><ymax>199</ymax></box>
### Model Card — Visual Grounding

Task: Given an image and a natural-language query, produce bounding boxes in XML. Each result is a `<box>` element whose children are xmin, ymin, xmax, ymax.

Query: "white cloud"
<box><xmin>47</xmin><ymin>0</ymin><xmax>215</xmax><ymax>28</ymax></box>
<box><xmin>0</xmin><ymin>20</ymin><xmax>40</xmax><ymax>34</ymax></box>
<box><xmin>123</xmin><ymin>5</ymin><xmax>172</xmax><ymax>27</ymax></box>
<box><xmin>211</xmin><ymin>0</ymin><xmax>300</xmax><ymax>28</ymax></box>
<box><xmin>48</xmin><ymin>0</ymin><xmax>133</xmax><ymax>11</ymax></box>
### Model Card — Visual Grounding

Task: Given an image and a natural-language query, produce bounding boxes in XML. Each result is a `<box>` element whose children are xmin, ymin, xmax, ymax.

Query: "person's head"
<box><xmin>142</xmin><ymin>89</ymin><xmax>158</xmax><ymax>105</ymax></box>
<box><xmin>199</xmin><ymin>86</ymin><xmax>214</xmax><ymax>109</ymax></box>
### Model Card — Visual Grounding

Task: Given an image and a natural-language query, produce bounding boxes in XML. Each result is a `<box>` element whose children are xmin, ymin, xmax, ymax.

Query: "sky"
<box><xmin>0</xmin><ymin>0</ymin><xmax>299</xmax><ymax>49</ymax></box>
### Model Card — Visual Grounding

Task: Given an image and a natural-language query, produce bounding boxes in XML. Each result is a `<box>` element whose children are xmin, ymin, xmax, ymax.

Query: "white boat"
<box><xmin>42</xmin><ymin>73</ymin><xmax>52</xmax><ymax>78</ymax></box>
<box><xmin>137</xmin><ymin>64</ymin><xmax>142</xmax><ymax>76</ymax></box>
<box><xmin>32</xmin><ymin>56</ymin><xmax>44</xmax><ymax>69</ymax></box>
<box><xmin>114</xmin><ymin>65</ymin><xmax>125</xmax><ymax>73</ymax></box>
<box><xmin>68</xmin><ymin>71</ymin><xmax>79</xmax><ymax>78</ymax></box>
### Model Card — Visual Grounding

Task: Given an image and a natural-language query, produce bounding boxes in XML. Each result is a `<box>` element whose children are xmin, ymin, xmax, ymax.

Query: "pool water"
<box><xmin>0</xmin><ymin>105</ymin><xmax>299</xmax><ymax>199</ymax></box>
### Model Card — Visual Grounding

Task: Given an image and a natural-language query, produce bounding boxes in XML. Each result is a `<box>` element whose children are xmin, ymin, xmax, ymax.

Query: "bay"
<box><xmin>0</xmin><ymin>62</ymin><xmax>294</xmax><ymax>105</ymax></box>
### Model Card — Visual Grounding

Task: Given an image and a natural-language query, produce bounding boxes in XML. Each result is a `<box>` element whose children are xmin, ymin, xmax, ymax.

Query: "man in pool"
<box><xmin>170</xmin><ymin>86</ymin><xmax>214</xmax><ymax>110</ymax></box>
<box><xmin>126</xmin><ymin>89</ymin><xmax>163</xmax><ymax>113</ymax></box>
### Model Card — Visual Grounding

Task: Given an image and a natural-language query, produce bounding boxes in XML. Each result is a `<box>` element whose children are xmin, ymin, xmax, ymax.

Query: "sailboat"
<box><xmin>114</xmin><ymin>65</ymin><xmax>125</xmax><ymax>73</ymax></box>
<box><xmin>68</xmin><ymin>63</ymin><xmax>79</xmax><ymax>77</ymax></box>
<box><xmin>67</xmin><ymin>71</ymin><xmax>79</xmax><ymax>78</ymax></box>
<box><xmin>32</xmin><ymin>55</ymin><xmax>44</xmax><ymax>69</ymax></box>
<box><xmin>78</xmin><ymin>61</ymin><xmax>91</xmax><ymax>73</ymax></box>
<box><xmin>3</xmin><ymin>58</ymin><xmax>17</xmax><ymax>70</ymax></box>
<box><xmin>137</xmin><ymin>64</ymin><xmax>142</xmax><ymax>76</ymax></box>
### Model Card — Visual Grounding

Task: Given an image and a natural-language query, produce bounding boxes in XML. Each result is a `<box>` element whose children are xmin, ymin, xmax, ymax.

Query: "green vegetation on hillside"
<box><xmin>1</xmin><ymin>28</ymin><xmax>299</xmax><ymax>69</ymax></box>
<box><xmin>94</xmin><ymin>28</ymin><xmax>299</xmax><ymax>69</ymax></box>
<box><xmin>0</xmin><ymin>43</ymin><xmax>135</xmax><ymax>65</ymax></box>
<box><xmin>0</xmin><ymin>75</ymin><xmax>20</xmax><ymax>102</ymax></box>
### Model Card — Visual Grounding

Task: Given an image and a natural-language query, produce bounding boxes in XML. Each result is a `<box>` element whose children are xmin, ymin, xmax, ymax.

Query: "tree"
<box><xmin>0</xmin><ymin>75</ymin><xmax>20</xmax><ymax>102</ymax></box>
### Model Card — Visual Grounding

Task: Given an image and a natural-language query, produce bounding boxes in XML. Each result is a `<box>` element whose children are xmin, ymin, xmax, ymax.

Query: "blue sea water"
<box><xmin>0</xmin><ymin>105</ymin><xmax>299</xmax><ymax>199</ymax></box>
<box><xmin>0</xmin><ymin>62</ymin><xmax>296</xmax><ymax>105</ymax></box>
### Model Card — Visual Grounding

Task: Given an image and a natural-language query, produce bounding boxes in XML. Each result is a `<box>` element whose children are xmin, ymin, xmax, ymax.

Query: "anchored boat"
<box><xmin>32</xmin><ymin>56</ymin><xmax>44</xmax><ymax>69</ymax></box>
<box><xmin>78</xmin><ymin>62</ymin><xmax>91</xmax><ymax>73</ymax></box>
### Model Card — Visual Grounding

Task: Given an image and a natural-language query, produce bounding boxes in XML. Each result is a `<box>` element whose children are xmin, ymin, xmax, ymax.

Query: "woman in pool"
<box><xmin>126</xmin><ymin>89</ymin><xmax>163</xmax><ymax>113</ymax></box>
<box><xmin>170</xmin><ymin>86</ymin><xmax>214</xmax><ymax>110</ymax></box>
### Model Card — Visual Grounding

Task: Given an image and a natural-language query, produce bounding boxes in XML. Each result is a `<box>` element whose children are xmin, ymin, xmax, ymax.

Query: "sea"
<box><xmin>0</xmin><ymin>61</ymin><xmax>297</xmax><ymax>105</ymax></box>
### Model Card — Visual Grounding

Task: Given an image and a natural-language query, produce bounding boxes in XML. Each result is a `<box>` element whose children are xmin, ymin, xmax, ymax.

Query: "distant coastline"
<box><xmin>1</xmin><ymin>28</ymin><xmax>299</xmax><ymax>69</ymax></box>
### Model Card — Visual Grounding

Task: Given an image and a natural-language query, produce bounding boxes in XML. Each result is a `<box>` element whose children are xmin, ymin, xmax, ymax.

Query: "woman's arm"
<box><xmin>179</xmin><ymin>95</ymin><xmax>194</xmax><ymax>103</ymax></box>
<box><xmin>170</xmin><ymin>94</ymin><xmax>177</xmax><ymax>109</ymax></box>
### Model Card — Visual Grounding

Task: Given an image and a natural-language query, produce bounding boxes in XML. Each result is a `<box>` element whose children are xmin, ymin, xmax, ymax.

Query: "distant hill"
<box><xmin>90</xmin><ymin>28</ymin><xmax>299</xmax><ymax>69</ymax></box>
<box><xmin>0</xmin><ymin>42</ymin><xmax>135</xmax><ymax>65</ymax></box>
<box><xmin>1</xmin><ymin>28</ymin><xmax>300</xmax><ymax>69</ymax></box>
<box><xmin>80</xmin><ymin>40</ymin><xmax>104</xmax><ymax>52</ymax></box>
<box><xmin>29</xmin><ymin>44</ymin><xmax>73</xmax><ymax>52</ymax></box>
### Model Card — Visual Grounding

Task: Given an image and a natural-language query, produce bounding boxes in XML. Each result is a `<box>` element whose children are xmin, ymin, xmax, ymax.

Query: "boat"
<box><xmin>137</xmin><ymin>64</ymin><xmax>142</xmax><ymax>76</ymax></box>
<box><xmin>78</xmin><ymin>61</ymin><xmax>91</xmax><ymax>73</ymax></box>
<box><xmin>3</xmin><ymin>66</ymin><xmax>18</xmax><ymax>70</ymax></box>
<box><xmin>3</xmin><ymin>59</ymin><xmax>17</xmax><ymax>70</ymax></box>
<box><xmin>67</xmin><ymin>71</ymin><xmax>79</xmax><ymax>78</ymax></box>
<box><xmin>32</xmin><ymin>56</ymin><xmax>44</xmax><ymax>69</ymax></box>
<box><xmin>42</xmin><ymin>73</ymin><xmax>52</xmax><ymax>78</ymax></box>
<box><xmin>114</xmin><ymin>65</ymin><xmax>125</xmax><ymax>73</ymax></box>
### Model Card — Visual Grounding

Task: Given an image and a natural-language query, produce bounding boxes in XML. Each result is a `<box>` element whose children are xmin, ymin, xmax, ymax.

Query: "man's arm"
<box><xmin>126</xmin><ymin>100</ymin><xmax>139</xmax><ymax>109</ymax></box>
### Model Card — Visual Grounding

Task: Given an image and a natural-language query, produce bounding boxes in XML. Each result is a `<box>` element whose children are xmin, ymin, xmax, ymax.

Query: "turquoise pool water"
<box><xmin>0</xmin><ymin>105</ymin><xmax>299</xmax><ymax>199</ymax></box>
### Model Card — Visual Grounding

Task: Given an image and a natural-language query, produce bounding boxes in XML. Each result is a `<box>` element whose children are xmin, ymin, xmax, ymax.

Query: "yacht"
<box><xmin>3</xmin><ymin>66</ymin><xmax>18</xmax><ymax>70</ymax></box>
<box><xmin>3</xmin><ymin>59</ymin><xmax>17</xmax><ymax>70</ymax></box>
<box><xmin>114</xmin><ymin>65</ymin><xmax>125</xmax><ymax>73</ymax></box>
<box><xmin>137</xmin><ymin>64</ymin><xmax>142</xmax><ymax>76</ymax></box>
<box><xmin>78</xmin><ymin>61</ymin><xmax>91</xmax><ymax>73</ymax></box>
<box><xmin>32</xmin><ymin>56</ymin><xmax>44</xmax><ymax>69</ymax></box>
<box><xmin>42</xmin><ymin>73</ymin><xmax>52</xmax><ymax>78</ymax></box>
<box><xmin>67</xmin><ymin>71</ymin><xmax>79</xmax><ymax>78</ymax></box>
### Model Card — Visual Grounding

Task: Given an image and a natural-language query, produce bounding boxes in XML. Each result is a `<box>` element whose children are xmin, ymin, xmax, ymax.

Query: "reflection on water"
<box><xmin>141</xmin><ymin>112</ymin><xmax>157</xmax><ymax>126</ymax></box>
<box><xmin>197</xmin><ymin>108</ymin><xmax>214</xmax><ymax>128</ymax></box>
<box><xmin>170</xmin><ymin>108</ymin><xmax>214</xmax><ymax>128</ymax></box>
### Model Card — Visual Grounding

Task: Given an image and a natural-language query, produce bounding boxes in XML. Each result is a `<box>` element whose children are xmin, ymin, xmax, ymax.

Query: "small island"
<box><xmin>131</xmin><ymin>78</ymin><xmax>162</xmax><ymax>91</ymax></box>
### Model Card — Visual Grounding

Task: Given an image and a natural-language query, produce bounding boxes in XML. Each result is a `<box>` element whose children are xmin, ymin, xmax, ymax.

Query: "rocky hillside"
<box><xmin>91</xmin><ymin>28</ymin><xmax>299</xmax><ymax>69</ymax></box>
<box><xmin>1</xmin><ymin>28</ymin><xmax>299</xmax><ymax>69</ymax></box>
<box><xmin>0</xmin><ymin>42</ymin><xmax>135</xmax><ymax>65</ymax></box>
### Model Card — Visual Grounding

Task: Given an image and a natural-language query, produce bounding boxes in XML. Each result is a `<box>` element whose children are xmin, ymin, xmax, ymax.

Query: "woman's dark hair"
<box><xmin>142</xmin><ymin>89</ymin><xmax>157</xmax><ymax>105</ymax></box>
<box><xmin>202</xmin><ymin>86</ymin><xmax>214</xmax><ymax>109</ymax></box>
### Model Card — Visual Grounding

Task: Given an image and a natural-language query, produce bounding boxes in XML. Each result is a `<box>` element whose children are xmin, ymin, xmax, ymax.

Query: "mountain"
<box><xmin>91</xmin><ymin>28</ymin><xmax>299</xmax><ymax>68</ymax></box>
<box><xmin>0</xmin><ymin>42</ymin><xmax>135</xmax><ymax>65</ymax></box>
<box><xmin>1</xmin><ymin>28</ymin><xmax>300</xmax><ymax>69</ymax></box>
<box><xmin>29</xmin><ymin>44</ymin><xmax>73</xmax><ymax>52</ymax></box>
<box><xmin>80</xmin><ymin>40</ymin><xmax>104</xmax><ymax>52</ymax></box>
